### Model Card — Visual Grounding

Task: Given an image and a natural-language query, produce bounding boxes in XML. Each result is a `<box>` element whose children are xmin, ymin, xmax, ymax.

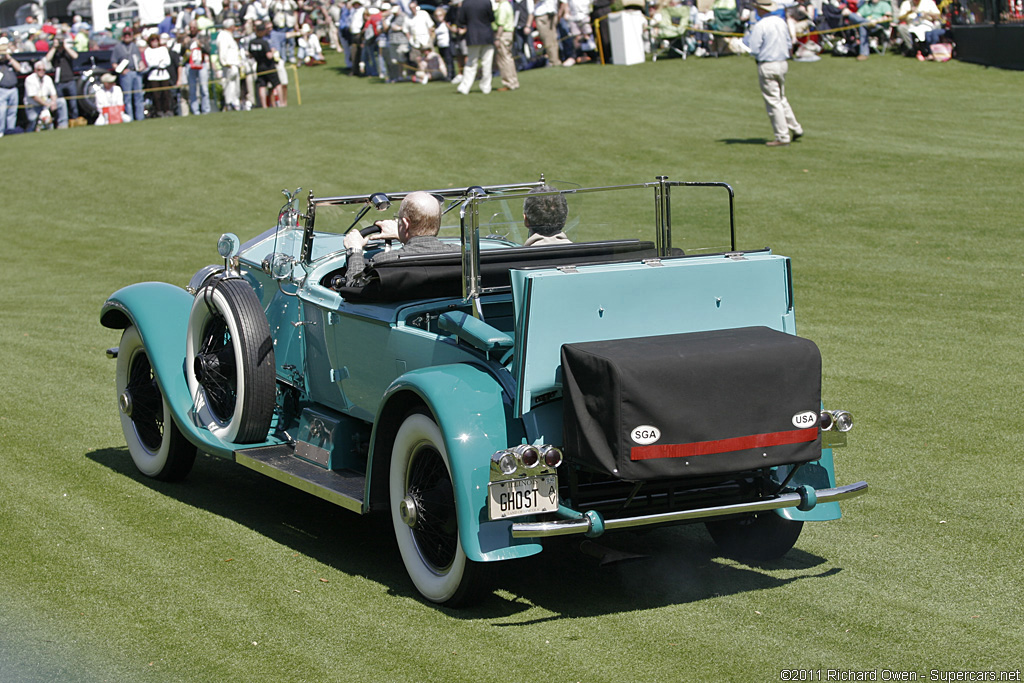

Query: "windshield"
<box><xmin>302</xmin><ymin>179</ymin><xmax>735</xmax><ymax>264</ymax></box>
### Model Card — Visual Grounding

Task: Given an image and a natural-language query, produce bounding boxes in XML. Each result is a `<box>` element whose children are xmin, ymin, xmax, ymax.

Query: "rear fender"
<box><xmin>775</xmin><ymin>446</ymin><xmax>841</xmax><ymax>521</ymax></box>
<box><xmin>374</xmin><ymin>363</ymin><xmax>542</xmax><ymax>563</ymax></box>
<box><xmin>101</xmin><ymin>282</ymin><xmax>234</xmax><ymax>459</ymax></box>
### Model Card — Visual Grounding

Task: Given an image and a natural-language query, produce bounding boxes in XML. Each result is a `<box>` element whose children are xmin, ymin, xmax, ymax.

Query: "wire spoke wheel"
<box><xmin>194</xmin><ymin>313</ymin><xmax>238</xmax><ymax>423</ymax></box>
<box><xmin>115</xmin><ymin>326</ymin><xmax>195</xmax><ymax>481</ymax></box>
<box><xmin>389</xmin><ymin>410</ymin><xmax>486</xmax><ymax>606</ymax></box>
<box><xmin>125</xmin><ymin>349</ymin><xmax>164</xmax><ymax>450</ymax></box>
<box><xmin>405</xmin><ymin>445</ymin><xmax>459</xmax><ymax>572</ymax></box>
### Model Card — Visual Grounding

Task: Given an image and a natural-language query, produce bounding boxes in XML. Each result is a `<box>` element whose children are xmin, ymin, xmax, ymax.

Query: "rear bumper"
<box><xmin>510</xmin><ymin>480</ymin><xmax>868</xmax><ymax>539</ymax></box>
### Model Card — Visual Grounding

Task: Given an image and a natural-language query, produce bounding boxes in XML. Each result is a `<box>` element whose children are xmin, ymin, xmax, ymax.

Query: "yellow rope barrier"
<box><xmin>685</xmin><ymin>18</ymin><xmax>892</xmax><ymax>39</ymax></box>
<box><xmin>799</xmin><ymin>18</ymin><xmax>892</xmax><ymax>38</ymax></box>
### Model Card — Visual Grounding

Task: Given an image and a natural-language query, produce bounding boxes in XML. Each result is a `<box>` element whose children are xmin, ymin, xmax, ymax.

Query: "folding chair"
<box><xmin>650</xmin><ymin>3</ymin><xmax>691</xmax><ymax>60</ymax></box>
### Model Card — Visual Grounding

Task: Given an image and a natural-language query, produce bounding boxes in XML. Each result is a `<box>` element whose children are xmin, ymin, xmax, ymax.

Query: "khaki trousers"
<box><xmin>495</xmin><ymin>31</ymin><xmax>519</xmax><ymax>89</ymax></box>
<box><xmin>536</xmin><ymin>13</ymin><xmax>561</xmax><ymax>66</ymax></box>
<box><xmin>757</xmin><ymin>60</ymin><xmax>801</xmax><ymax>143</ymax></box>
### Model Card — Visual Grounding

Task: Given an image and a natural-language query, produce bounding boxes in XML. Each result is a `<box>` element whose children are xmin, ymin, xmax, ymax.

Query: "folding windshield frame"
<box><xmin>291</xmin><ymin>176</ymin><xmax>735</xmax><ymax>318</ymax></box>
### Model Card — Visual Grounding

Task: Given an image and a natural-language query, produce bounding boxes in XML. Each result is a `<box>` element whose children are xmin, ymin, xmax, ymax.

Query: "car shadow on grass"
<box><xmin>718</xmin><ymin>137</ymin><xmax>773</xmax><ymax>145</ymax></box>
<box><xmin>87</xmin><ymin>447</ymin><xmax>415</xmax><ymax>595</ymax></box>
<box><xmin>477</xmin><ymin>531</ymin><xmax>838</xmax><ymax>623</ymax></box>
<box><xmin>88</xmin><ymin>447</ymin><xmax>840</xmax><ymax>619</ymax></box>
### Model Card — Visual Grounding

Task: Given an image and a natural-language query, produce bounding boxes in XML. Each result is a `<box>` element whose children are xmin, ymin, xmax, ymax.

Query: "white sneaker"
<box><xmin>452</xmin><ymin>74</ymin><xmax>463</xmax><ymax>85</ymax></box>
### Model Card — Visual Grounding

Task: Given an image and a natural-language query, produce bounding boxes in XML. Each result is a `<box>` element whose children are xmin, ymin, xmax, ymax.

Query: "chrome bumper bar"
<box><xmin>510</xmin><ymin>481</ymin><xmax>868</xmax><ymax>539</ymax></box>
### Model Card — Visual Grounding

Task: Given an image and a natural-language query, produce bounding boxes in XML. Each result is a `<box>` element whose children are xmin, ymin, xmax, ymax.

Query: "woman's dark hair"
<box><xmin>523</xmin><ymin>184</ymin><xmax>568</xmax><ymax>237</ymax></box>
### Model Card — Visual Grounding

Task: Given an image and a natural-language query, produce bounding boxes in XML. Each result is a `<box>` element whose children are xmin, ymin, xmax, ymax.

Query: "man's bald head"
<box><xmin>398</xmin><ymin>191</ymin><xmax>442</xmax><ymax>238</ymax></box>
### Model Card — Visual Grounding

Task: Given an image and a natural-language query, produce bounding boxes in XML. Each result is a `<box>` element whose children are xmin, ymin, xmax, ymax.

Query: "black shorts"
<box><xmin>257</xmin><ymin>71</ymin><xmax>280</xmax><ymax>89</ymax></box>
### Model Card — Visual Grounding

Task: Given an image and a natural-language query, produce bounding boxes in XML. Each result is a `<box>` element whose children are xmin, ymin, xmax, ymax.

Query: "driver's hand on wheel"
<box><xmin>344</xmin><ymin>228</ymin><xmax>370</xmax><ymax>252</ymax></box>
<box><xmin>373</xmin><ymin>219</ymin><xmax>400</xmax><ymax>240</ymax></box>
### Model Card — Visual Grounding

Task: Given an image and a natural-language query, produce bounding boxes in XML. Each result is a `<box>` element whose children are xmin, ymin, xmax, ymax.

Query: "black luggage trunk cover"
<box><xmin>561</xmin><ymin>327</ymin><xmax>822</xmax><ymax>481</ymax></box>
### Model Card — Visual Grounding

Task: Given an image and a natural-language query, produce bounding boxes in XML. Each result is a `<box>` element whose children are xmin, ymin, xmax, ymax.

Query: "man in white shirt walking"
<box><xmin>747</xmin><ymin>0</ymin><xmax>803</xmax><ymax>147</ymax></box>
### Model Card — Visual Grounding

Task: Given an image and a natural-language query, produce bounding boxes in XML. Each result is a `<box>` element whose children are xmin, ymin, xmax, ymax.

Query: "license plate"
<box><xmin>488</xmin><ymin>474</ymin><xmax>559</xmax><ymax>520</ymax></box>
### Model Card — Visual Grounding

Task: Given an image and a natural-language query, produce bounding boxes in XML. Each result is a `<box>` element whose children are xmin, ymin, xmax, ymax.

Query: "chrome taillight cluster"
<box><xmin>492</xmin><ymin>444</ymin><xmax>563</xmax><ymax>476</ymax></box>
<box><xmin>819</xmin><ymin>409</ymin><xmax>854</xmax><ymax>432</ymax></box>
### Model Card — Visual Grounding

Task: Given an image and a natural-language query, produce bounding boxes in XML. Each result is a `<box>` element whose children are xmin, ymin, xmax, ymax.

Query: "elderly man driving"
<box><xmin>343</xmin><ymin>191</ymin><xmax>457</xmax><ymax>286</ymax></box>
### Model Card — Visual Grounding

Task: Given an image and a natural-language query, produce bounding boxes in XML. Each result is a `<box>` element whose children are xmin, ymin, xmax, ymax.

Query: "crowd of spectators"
<box><xmin>648</xmin><ymin>0</ymin><xmax>957</xmax><ymax>62</ymax></box>
<box><xmin>0</xmin><ymin>0</ymin><xmax>961</xmax><ymax>135</ymax></box>
<box><xmin>0</xmin><ymin>2</ymin><xmax>322</xmax><ymax>133</ymax></box>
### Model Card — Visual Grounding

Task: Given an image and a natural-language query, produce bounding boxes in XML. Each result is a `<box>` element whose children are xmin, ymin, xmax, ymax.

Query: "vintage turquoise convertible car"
<box><xmin>101</xmin><ymin>176</ymin><xmax>867</xmax><ymax>606</ymax></box>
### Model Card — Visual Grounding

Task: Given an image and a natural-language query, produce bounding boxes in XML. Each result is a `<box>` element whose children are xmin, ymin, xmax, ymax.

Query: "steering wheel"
<box><xmin>330</xmin><ymin>225</ymin><xmax>390</xmax><ymax>291</ymax></box>
<box><xmin>359</xmin><ymin>225</ymin><xmax>383</xmax><ymax>239</ymax></box>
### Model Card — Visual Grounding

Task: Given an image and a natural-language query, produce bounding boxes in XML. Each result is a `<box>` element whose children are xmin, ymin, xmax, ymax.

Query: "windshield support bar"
<box><xmin>460</xmin><ymin>199</ymin><xmax>484</xmax><ymax>319</ymax></box>
<box><xmin>300</xmin><ymin>190</ymin><xmax>316</xmax><ymax>263</ymax></box>
<box><xmin>655</xmin><ymin>176</ymin><xmax>670</xmax><ymax>257</ymax></box>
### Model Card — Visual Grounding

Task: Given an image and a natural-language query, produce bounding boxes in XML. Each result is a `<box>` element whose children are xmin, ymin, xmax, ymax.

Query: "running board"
<box><xmin>235</xmin><ymin>445</ymin><xmax>366</xmax><ymax>514</ymax></box>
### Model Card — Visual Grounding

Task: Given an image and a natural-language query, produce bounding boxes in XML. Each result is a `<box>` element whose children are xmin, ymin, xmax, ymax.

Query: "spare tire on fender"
<box><xmin>185</xmin><ymin>278</ymin><xmax>276</xmax><ymax>444</ymax></box>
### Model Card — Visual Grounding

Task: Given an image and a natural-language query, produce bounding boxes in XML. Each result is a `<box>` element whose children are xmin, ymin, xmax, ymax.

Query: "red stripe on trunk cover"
<box><xmin>630</xmin><ymin>428</ymin><xmax>818</xmax><ymax>461</ymax></box>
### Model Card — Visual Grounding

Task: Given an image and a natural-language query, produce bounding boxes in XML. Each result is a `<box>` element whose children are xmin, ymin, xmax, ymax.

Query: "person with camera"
<box><xmin>0</xmin><ymin>38</ymin><xmax>31</xmax><ymax>136</ymax></box>
<box><xmin>46</xmin><ymin>35</ymin><xmax>79</xmax><ymax>120</ymax></box>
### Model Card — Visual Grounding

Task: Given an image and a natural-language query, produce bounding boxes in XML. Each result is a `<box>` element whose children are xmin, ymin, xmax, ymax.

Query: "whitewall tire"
<box><xmin>185</xmin><ymin>279</ymin><xmax>275</xmax><ymax>444</ymax></box>
<box><xmin>389</xmin><ymin>411</ymin><xmax>484</xmax><ymax>606</ymax></box>
<box><xmin>116</xmin><ymin>325</ymin><xmax>195</xmax><ymax>481</ymax></box>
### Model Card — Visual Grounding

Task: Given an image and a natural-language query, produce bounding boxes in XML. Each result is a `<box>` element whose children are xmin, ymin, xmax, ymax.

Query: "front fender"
<box><xmin>380</xmin><ymin>363</ymin><xmax>542</xmax><ymax>563</ymax></box>
<box><xmin>101</xmin><ymin>282</ymin><xmax>234</xmax><ymax>459</ymax></box>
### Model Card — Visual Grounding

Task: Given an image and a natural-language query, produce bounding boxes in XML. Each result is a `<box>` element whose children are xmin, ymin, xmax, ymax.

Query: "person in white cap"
<box><xmin>94</xmin><ymin>72</ymin><xmax>126</xmax><ymax>124</ymax></box>
<box><xmin>297</xmin><ymin>23</ymin><xmax>325</xmax><ymax>64</ymax></box>
<box><xmin>218</xmin><ymin>18</ymin><xmax>242</xmax><ymax>108</ymax></box>
<box><xmin>747</xmin><ymin>0</ymin><xmax>803</xmax><ymax>147</ymax></box>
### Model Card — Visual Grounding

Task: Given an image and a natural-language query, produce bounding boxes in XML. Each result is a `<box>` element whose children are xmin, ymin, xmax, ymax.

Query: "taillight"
<box><xmin>513</xmin><ymin>444</ymin><xmax>541</xmax><ymax>469</ymax></box>
<box><xmin>540</xmin><ymin>445</ymin><xmax>563</xmax><ymax>468</ymax></box>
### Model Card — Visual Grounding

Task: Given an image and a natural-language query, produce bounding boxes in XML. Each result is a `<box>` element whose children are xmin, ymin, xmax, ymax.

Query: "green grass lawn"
<box><xmin>1</xmin><ymin>52</ymin><xmax>1022</xmax><ymax>682</ymax></box>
